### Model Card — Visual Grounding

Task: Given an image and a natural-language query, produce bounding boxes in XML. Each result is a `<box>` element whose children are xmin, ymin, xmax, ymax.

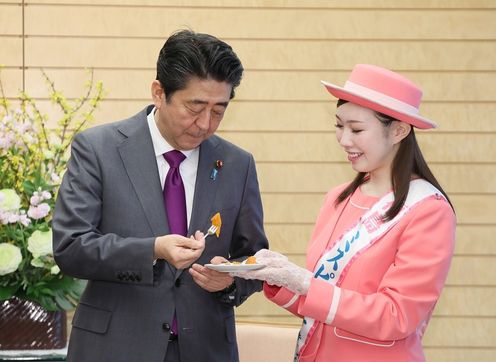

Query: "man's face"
<box><xmin>152</xmin><ymin>77</ymin><xmax>233</xmax><ymax>150</ymax></box>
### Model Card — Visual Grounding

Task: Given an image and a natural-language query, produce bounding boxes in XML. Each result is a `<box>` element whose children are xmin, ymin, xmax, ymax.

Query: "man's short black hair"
<box><xmin>156</xmin><ymin>29</ymin><xmax>244</xmax><ymax>101</ymax></box>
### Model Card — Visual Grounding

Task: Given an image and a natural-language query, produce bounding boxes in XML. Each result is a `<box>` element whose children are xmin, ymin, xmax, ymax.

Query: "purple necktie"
<box><xmin>163</xmin><ymin>150</ymin><xmax>187</xmax><ymax>237</ymax></box>
<box><xmin>163</xmin><ymin>150</ymin><xmax>187</xmax><ymax>336</ymax></box>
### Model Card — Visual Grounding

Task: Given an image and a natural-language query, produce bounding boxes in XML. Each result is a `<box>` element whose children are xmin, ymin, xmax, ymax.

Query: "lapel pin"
<box><xmin>210</xmin><ymin>160</ymin><xmax>223</xmax><ymax>180</ymax></box>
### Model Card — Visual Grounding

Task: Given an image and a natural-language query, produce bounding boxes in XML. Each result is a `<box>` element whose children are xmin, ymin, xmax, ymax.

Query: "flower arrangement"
<box><xmin>0</xmin><ymin>68</ymin><xmax>104</xmax><ymax>311</ymax></box>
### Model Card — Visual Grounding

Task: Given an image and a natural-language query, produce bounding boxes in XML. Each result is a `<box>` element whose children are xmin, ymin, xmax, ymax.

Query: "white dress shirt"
<box><xmin>146</xmin><ymin>108</ymin><xmax>199</xmax><ymax>229</ymax></box>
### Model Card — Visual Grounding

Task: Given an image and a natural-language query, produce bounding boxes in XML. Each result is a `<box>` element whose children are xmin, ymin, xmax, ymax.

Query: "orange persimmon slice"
<box><xmin>210</xmin><ymin>212</ymin><xmax>222</xmax><ymax>237</ymax></box>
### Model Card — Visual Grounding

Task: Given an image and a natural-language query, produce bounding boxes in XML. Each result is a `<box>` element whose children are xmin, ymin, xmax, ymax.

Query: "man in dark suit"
<box><xmin>52</xmin><ymin>30</ymin><xmax>268</xmax><ymax>362</ymax></box>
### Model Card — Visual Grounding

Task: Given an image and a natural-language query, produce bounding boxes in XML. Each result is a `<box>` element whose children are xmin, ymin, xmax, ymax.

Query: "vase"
<box><xmin>0</xmin><ymin>297</ymin><xmax>67</xmax><ymax>350</ymax></box>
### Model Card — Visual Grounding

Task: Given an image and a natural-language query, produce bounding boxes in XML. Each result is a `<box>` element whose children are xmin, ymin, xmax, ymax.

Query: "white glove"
<box><xmin>231</xmin><ymin>249</ymin><xmax>312</xmax><ymax>295</ymax></box>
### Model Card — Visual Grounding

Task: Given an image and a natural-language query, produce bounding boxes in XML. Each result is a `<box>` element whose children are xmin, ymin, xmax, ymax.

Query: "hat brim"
<box><xmin>321</xmin><ymin>81</ymin><xmax>437</xmax><ymax>129</ymax></box>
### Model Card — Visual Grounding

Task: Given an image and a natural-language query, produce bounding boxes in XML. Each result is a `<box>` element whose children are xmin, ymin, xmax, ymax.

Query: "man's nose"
<box><xmin>195</xmin><ymin>109</ymin><xmax>211</xmax><ymax>130</ymax></box>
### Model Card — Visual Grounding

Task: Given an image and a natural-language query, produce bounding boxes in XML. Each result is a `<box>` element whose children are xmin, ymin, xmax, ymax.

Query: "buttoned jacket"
<box><xmin>264</xmin><ymin>183</ymin><xmax>455</xmax><ymax>362</ymax></box>
<box><xmin>53</xmin><ymin>106</ymin><xmax>268</xmax><ymax>362</ymax></box>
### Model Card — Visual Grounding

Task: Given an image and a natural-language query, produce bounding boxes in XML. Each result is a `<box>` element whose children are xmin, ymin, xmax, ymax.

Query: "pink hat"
<box><xmin>321</xmin><ymin>64</ymin><xmax>437</xmax><ymax>129</ymax></box>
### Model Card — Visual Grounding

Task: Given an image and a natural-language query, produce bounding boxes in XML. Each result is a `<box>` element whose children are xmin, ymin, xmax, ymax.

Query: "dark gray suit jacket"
<box><xmin>52</xmin><ymin>106</ymin><xmax>268</xmax><ymax>362</ymax></box>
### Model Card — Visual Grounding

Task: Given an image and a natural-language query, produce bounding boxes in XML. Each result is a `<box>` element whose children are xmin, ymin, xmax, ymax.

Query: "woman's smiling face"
<box><xmin>335</xmin><ymin>101</ymin><xmax>399</xmax><ymax>179</ymax></box>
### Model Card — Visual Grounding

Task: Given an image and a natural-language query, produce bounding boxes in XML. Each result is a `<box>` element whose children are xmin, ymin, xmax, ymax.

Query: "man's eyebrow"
<box><xmin>187</xmin><ymin>99</ymin><xmax>229</xmax><ymax>107</ymax></box>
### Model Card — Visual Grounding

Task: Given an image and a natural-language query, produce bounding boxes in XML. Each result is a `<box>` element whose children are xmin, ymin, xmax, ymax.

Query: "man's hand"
<box><xmin>154</xmin><ymin>231</ymin><xmax>205</xmax><ymax>269</ymax></box>
<box><xmin>189</xmin><ymin>256</ymin><xmax>234</xmax><ymax>292</ymax></box>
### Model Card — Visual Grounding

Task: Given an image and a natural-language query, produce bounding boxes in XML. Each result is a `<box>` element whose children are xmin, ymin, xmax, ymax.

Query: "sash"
<box><xmin>294</xmin><ymin>179</ymin><xmax>444</xmax><ymax>361</ymax></box>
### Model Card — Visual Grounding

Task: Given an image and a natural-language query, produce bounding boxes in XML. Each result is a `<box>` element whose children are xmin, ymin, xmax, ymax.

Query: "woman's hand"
<box><xmin>231</xmin><ymin>249</ymin><xmax>312</xmax><ymax>295</ymax></box>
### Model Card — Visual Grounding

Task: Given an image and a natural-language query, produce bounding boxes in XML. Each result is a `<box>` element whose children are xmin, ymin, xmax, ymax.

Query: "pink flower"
<box><xmin>27</xmin><ymin>203</ymin><xmax>50</xmax><ymax>219</ymax></box>
<box><xmin>19</xmin><ymin>214</ymin><xmax>31</xmax><ymax>227</ymax></box>
<box><xmin>7</xmin><ymin>213</ymin><xmax>20</xmax><ymax>224</ymax></box>
<box><xmin>51</xmin><ymin>173</ymin><xmax>61</xmax><ymax>184</ymax></box>
<box><xmin>0</xmin><ymin>211</ymin><xmax>8</xmax><ymax>225</ymax></box>
<box><xmin>30</xmin><ymin>194</ymin><xmax>43</xmax><ymax>206</ymax></box>
<box><xmin>30</xmin><ymin>191</ymin><xmax>52</xmax><ymax>206</ymax></box>
<box><xmin>0</xmin><ymin>134</ymin><xmax>14</xmax><ymax>150</ymax></box>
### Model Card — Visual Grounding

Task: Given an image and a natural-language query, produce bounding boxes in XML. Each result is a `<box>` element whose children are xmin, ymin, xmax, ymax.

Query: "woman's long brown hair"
<box><xmin>335</xmin><ymin>99</ymin><xmax>454</xmax><ymax>220</ymax></box>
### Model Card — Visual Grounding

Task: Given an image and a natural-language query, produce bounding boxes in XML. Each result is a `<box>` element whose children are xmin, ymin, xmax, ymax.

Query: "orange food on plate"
<box><xmin>245</xmin><ymin>256</ymin><xmax>257</xmax><ymax>264</ymax></box>
<box><xmin>210</xmin><ymin>212</ymin><xmax>222</xmax><ymax>237</ymax></box>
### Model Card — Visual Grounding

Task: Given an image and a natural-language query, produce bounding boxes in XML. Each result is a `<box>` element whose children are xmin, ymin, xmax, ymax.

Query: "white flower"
<box><xmin>0</xmin><ymin>243</ymin><xmax>22</xmax><ymax>275</ymax></box>
<box><xmin>50</xmin><ymin>265</ymin><xmax>60</xmax><ymax>275</ymax></box>
<box><xmin>27</xmin><ymin>229</ymin><xmax>53</xmax><ymax>258</ymax></box>
<box><xmin>27</xmin><ymin>203</ymin><xmax>50</xmax><ymax>219</ymax></box>
<box><xmin>31</xmin><ymin>257</ymin><xmax>45</xmax><ymax>268</ymax></box>
<box><xmin>43</xmin><ymin>149</ymin><xmax>54</xmax><ymax>159</ymax></box>
<box><xmin>0</xmin><ymin>189</ymin><xmax>21</xmax><ymax>212</ymax></box>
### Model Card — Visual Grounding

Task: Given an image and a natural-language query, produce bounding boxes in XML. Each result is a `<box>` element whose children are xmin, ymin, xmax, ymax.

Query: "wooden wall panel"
<box><xmin>24</xmin><ymin>37</ymin><xmax>496</xmax><ymax>71</ymax></box>
<box><xmin>24</xmin><ymin>70</ymin><xmax>496</xmax><ymax>102</ymax></box>
<box><xmin>3</xmin><ymin>1</ymin><xmax>495</xmax><ymax>359</ymax></box>
<box><xmin>24</xmin><ymin>6</ymin><xmax>496</xmax><ymax>39</ymax></box>
<box><xmin>446</xmin><ymin>257</ymin><xmax>496</xmax><ymax>286</ymax></box>
<box><xmin>0</xmin><ymin>37</ymin><xmax>23</xmax><ymax>66</ymax></box>
<box><xmin>43</xmin><ymin>99</ymin><xmax>496</xmax><ymax>135</ymax></box>
<box><xmin>264</xmin><ymin>224</ymin><xmax>496</xmax><ymax>257</ymax></box>
<box><xmin>226</xmin><ymin>102</ymin><xmax>496</xmax><ymax>133</ymax></box>
<box><xmin>220</xmin><ymin>133</ymin><xmax>496</xmax><ymax>163</ymax></box>
<box><xmin>24</xmin><ymin>0</ymin><xmax>496</xmax><ymax>9</ymax></box>
<box><xmin>24</xmin><ymin>37</ymin><xmax>161</xmax><ymax>68</ymax></box>
<box><xmin>435</xmin><ymin>287</ymin><xmax>496</xmax><ymax>316</ymax></box>
<box><xmin>424</xmin><ymin>349</ymin><xmax>496</xmax><ymax>362</ymax></box>
<box><xmin>0</xmin><ymin>3</ymin><xmax>22</xmax><ymax>35</ymax></box>
<box><xmin>455</xmin><ymin>226</ymin><xmax>496</xmax><ymax>254</ymax></box>
<box><xmin>236</xmin><ymin>286</ymin><xmax>496</xmax><ymax>318</ymax></box>
<box><xmin>24</xmin><ymin>68</ymin><xmax>154</xmax><ymax>100</ymax></box>
<box><xmin>31</xmin><ymin>98</ymin><xmax>496</xmax><ymax>133</ymax></box>
<box><xmin>256</xmin><ymin>163</ymin><xmax>496</xmax><ymax>194</ymax></box>
<box><xmin>239</xmin><ymin>72</ymin><xmax>496</xmax><ymax>102</ymax></box>
<box><xmin>260</xmin><ymin>194</ymin><xmax>495</xmax><ymax>225</ymax></box>
<box><xmin>0</xmin><ymin>69</ymin><xmax>23</xmax><ymax>97</ymax></box>
<box><xmin>233</xmin><ymin>40</ymin><xmax>496</xmax><ymax>71</ymax></box>
<box><xmin>424</xmin><ymin>317</ymin><xmax>496</xmax><ymax>347</ymax></box>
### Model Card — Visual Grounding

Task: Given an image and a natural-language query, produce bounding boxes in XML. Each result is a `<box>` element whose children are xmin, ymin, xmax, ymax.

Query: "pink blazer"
<box><xmin>264</xmin><ymin>183</ymin><xmax>456</xmax><ymax>362</ymax></box>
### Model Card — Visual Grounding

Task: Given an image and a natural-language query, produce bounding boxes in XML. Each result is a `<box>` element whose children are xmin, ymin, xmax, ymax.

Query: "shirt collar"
<box><xmin>146</xmin><ymin>107</ymin><xmax>196</xmax><ymax>158</ymax></box>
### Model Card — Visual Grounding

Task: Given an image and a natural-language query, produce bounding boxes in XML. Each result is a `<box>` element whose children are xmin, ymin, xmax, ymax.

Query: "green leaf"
<box><xmin>54</xmin><ymin>292</ymin><xmax>75</xmax><ymax>310</ymax></box>
<box><xmin>0</xmin><ymin>285</ymin><xmax>19</xmax><ymax>300</ymax></box>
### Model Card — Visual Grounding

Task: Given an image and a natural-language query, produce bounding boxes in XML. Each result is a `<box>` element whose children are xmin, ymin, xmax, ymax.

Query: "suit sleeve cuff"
<box><xmin>263</xmin><ymin>283</ymin><xmax>299</xmax><ymax>309</ymax></box>
<box><xmin>298</xmin><ymin>277</ymin><xmax>341</xmax><ymax>324</ymax></box>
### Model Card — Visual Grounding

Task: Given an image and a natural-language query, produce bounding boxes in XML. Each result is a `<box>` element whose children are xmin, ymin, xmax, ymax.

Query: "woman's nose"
<box><xmin>338</xmin><ymin>130</ymin><xmax>352</xmax><ymax>147</ymax></box>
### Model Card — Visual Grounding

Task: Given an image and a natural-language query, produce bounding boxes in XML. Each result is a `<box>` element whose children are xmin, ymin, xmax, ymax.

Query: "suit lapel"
<box><xmin>117</xmin><ymin>109</ymin><xmax>169</xmax><ymax>237</ymax></box>
<box><xmin>188</xmin><ymin>136</ymin><xmax>223</xmax><ymax>235</ymax></box>
<box><xmin>174</xmin><ymin>136</ymin><xmax>222</xmax><ymax>279</ymax></box>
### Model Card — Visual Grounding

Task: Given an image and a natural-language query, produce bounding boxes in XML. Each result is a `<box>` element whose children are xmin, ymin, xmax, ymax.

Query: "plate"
<box><xmin>205</xmin><ymin>263</ymin><xmax>265</xmax><ymax>272</ymax></box>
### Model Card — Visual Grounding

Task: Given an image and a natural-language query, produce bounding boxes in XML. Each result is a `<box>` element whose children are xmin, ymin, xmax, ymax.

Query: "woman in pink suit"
<box><xmin>234</xmin><ymin>64</ymin><xmax>456</xmax><ymax>361</ymax></box>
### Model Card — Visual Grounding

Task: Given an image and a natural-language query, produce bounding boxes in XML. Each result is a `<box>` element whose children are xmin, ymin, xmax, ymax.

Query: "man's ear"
<box><xmin>151</xmin><ymin>80</ymin><xmax>165</xmax><ymax>108</ymax></box>
<box><xmin>392</xmin><ymin>121</ymin><xmax>411</xmax><ymax>144</ymax></box>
